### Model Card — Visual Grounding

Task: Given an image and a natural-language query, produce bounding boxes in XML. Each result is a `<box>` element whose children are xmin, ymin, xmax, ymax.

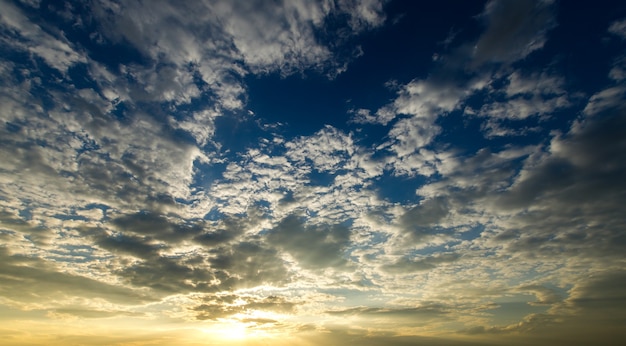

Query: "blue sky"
<box><xmin>1</xmin><ymin>0</ymin><xmax>626</xmax><ymax>345</ymax></box>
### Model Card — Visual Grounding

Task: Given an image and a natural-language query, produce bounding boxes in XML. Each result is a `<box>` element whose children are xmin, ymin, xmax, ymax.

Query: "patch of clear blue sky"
<box><xmin>244</xmin><ymin>1</ymin><xmax>486</xmax><ymax>139</ymax></box>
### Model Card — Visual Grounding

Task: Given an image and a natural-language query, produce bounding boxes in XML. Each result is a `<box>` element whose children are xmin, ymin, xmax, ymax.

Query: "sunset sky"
<box><xmin>1</xmin><ymin>0</ymin><xmax>626</xmax><ymax>345</ymax></box>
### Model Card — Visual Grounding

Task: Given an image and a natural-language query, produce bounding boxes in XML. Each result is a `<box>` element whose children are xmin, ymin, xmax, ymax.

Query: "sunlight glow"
<box><xmin>217</xmin><ymin>321</ymin><xmax>249</xmax><ymax>341</ymax></box>
<box><xmin>199</xmin><ymin>314</ymin><xmax>282</xmax><ymax>342</ymax></box>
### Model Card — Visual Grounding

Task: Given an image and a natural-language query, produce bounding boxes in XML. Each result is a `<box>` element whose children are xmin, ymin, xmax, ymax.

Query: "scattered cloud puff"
<box><xmin>89</xmin><ymin>0</ymin><xmax>386</xmax><ymax>108</ymax></box>
<box><xmin>608</xmin><ymin>18</ymin><xmax>626</xmax><ymax>39</ymax></box>
<box><xmin>0</xmin><ymin>1</ymin><xmax>86</xmax><ymax>73</ymax></box>
<box><xmin>469</xmin><ymin>70</ymin><xmax>572</xmax><ymax>137</ymax></box>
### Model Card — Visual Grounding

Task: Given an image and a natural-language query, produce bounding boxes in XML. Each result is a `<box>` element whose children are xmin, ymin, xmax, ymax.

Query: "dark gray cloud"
<box><xmin>117</xmin><ymin>255</ymin><xmax>218</xmax><ymax>293</ymax></box>
<box><xmin>267</xmin><ymin>215</ymin><xmax>352</xmax><ymax>270</ymax></box>
<box><xmin>95</xmin><ymin>232</ymin><xmax>163</xmax><ymax>260</ymax></box>
<box><xmin>244</xmin><ymin>295</ymin><xmax>296</xmax><ymax>313</ymax></box>
<box><xmin>458</xmin><ymin>272</ymin><xmax>626</xmax><ymax>345</ymax></box>
<box><xmin>399</xmin><ymin>197</ymin><xmax>450</xmax><ymax>241</ymax></box>
<box><xmin>457</xmin><ymin>312</ymin><xmax>556</xmax><ymax>335</ymax></box>
<box><xmin>401</xmin><ymin>197</ymin><xmax>449</xmax><ymax>228</ymax></box>
<box><xmin>207</xmin><ymin>240</ymin><xmax>289</xmax><ymax>289</ymax></box>
<box><xmin>382</xmin><ymin>253</ymin><xmax>460</xmax><ymax>273</ymax></box>
<box><xmin>492</xmin><ymin>109</ymin><xmax>626</xmax><ymax>258</ymax></box>
<box><xmin>0</xmin><ymin>247</ymin><xmax>154</xmax><ymax>305</ymax></box>
<box><xmin>193</xmin><ymin>217</ymin><xmax>246</xmax><ymax>246</ymax></box>
<box><xmin>113</xmin><ymin>247</ymin><xmax>276</xmax><ymax>294</ymax></box>
<box><xmin>565</xmin><ymin>270</ymin><xmax>626</xmax><ymax>315</ymax></box>
<box><xmin>192</xmin><ymin>294</ymin><xmax>296</xmax><ymax>320</ymax></box>
<box><xmin>0</xmin><ymin>210</ymin><xmax>53</xmax><ymax>246</ymax></box>
<box><xmin>517</xmin><ymin>285</ymin><xmax>562</xmax><ymax>306</ymax></box>
<box><xmin>327</xmin><ymin>304</ymin><xmax>449</xmax><ymax>319</ymax></box>
<box><xmin>298</xmin><ymin>329</ymin><xmax>487</xmax><ymax>346</ymax></box>
<box><xmin>473</xmin><ymin>0</ymin><xmax>555</xmax><ymax>64</ymax></box>
<box><xmin>112</xmin><ymin>211</ymin><xmax>203</xmax><ymax>242</ymax></box>
<box><xmin>79</xmin><ymin>214</ymin><xmax>288</xmax><ymax>295</ymax></box>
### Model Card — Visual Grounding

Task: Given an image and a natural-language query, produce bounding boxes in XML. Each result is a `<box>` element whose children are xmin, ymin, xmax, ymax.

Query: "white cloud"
<box><xmin>372</xmin><ymin>75</ymin><xmax>488</xmax><ymax>177</ymax></box>
<box><xmin>608</xmin><ymin>18</ymin><xmax>626</xmax><ymax>39</ymax></box>
<box><xmin>583</xmin><ymin>85</ymin><xmax>626</xmax><ymax>116</ymax></box>
<box><xmin>348</xmin><ymin>108</ymin><xmax>378</xmax><ymax>124</ymax></box>
<box><xmin>374</xmin><ymin>78</ymin><xmax>467</xmax><ymax>160</ymax></box>
<box><xmin>480</xmin><ymin>118</ymin><xmax>542</xmax><ymax>138</ymax></box>
<box><xmin>90</xmin><ymin>0</ymin><xmax>385</xmax><ymax>110</ymax></box>
<box><xmin>216</xmin><ymin>1</ymin><xmax>332</xmax><ymax>74</ymax></box>
<box><xmin>285</xmin><ymin>126</ymin><xmax>355</xmax><ymax>173</ymax></box>
<box><xmin>383</xmin><ymin>79</ymin><xmax>467</xmax><ymax>122</ymax></box>
<box><xmin>506</xmin><ymin>71</ymin><xmax>564</xmax><ymax>97</ymax></box>
<box><xmin>476</xmin><ymin>95</ymin><xmax>569</xmax><ymax>120</ymax></box>
<box><xmin>467</xmin><ymin>70</ymin><xmax>571</xmax><ymax>137</ymax></box>
<box><xmin>609</xmin><ymin>56</ymin><xmax>626</xmax><ymax>81</ymax></box>
<box><xmin>0</xmin><ymin>0</ymin><xmax>86</xmax><ymax>73</ymax></box>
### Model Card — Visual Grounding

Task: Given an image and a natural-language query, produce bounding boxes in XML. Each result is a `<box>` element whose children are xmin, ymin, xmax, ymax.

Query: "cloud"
<box><xmin>382</xmin><ymin>253</ymin><xmax>460</xmax><ymax>273</ymax></box>
<box><xmin>206</xmin><ymin>125</ymin><xmax>385</xmax><ymax>224</ymax></box>
<box><xmin>465</xmin><ymin>69</ymin><xmax>571</xmax><ymax>137</ymax></box>
<box><xmin>193</xmin><ymin>226</ymin><xmax>242</xmax><ymax>247</ymax></box>
<box><xmin>48</xmin><ymin>308</ymin><xmax>143</xmax><ymax>319</ymax></box>
<box><xmin>0</xmin><ymin>247</ymin><xmax>154</xmax><ymax>306</ymax></box>
<box><xmin>95</xmin><ymin>231</ymin><xmax>163</xmax><ymax>260</ymax></box>
<box><xmin>499</xmin><ymin>107</ymin><xmax>626</xmax><ymax>217</ymax></box>
<box><xmin>398</xmin><ymin>197</ymin><xmax>451</xmax><ymax>242</ymax></box>
<box><xmin>372</xmin><ymin>77</ymin><xmax>486</xmax><ymax>177</ymax></box>
<box><xmin>207</xmin><ymin>239</ymin><xmax>290</xmax><ymax>289</ymax></box>
<box><xmin>102</xmin><ymin>228</ymin><xmax>289</xmax><ymax>294</ymax></box>
<box><xmin>267</xmin><ymin>215</ymin><xmax>352</xmax><ymax>270</ymax></box>
<box><xmin>88</xmin><ymin>0</ymin><xmax>386</xmax><ymax>111</ymax></box>
<box><xmin>285</xmin><ymin>126</ymin><xmax>356</xmax><ymax>173</ymax></box>
<box><xmin>416</xmin><ymin>145</ymin><xmax>534</xmax><ymax>202</ymax></box>
<box><xmin>583</xmin><ymin>85</ymin><xmax>626</xmax><ymax>116</ymax></box>
<box><xmin>608</xmin><ymin>18</ymin><xmax>626</xmax><ymax>39</ymax></box>
<box><xmin>0</xmin><ymin>0</ymin><xmax>389</xmax><ymax>257</ymax></box>
<box><xmin>116</xmin><ymin>255</ymin><xmax>219</xmax><ymax>294</ymax></box>
<box><xmin>417</xmin><ymin>92</ymin><xmax>626</xmax><ymax>262</ymax></box>
<box><xmin>111</xmin><ymin>211</ymin><xmax>204</xmax><ymax>243</ymax></box>
<box><xmin>1</xmin><ymin>1</ymin><xmax>625</xmax><ymax>344</ymax></box>
<box><xmin>0</xmin><ymin>1</ymin><xmax>86</xmax><ymax>73</ymax></box>
<box><xmin>461</xmin><ymin>272</ymin><xmax>626</xmax><ymax>344</ymax></box>
<box><xmin>609</xmin><ymin>56</ymin><xmax>626</xmax><ymax>81</ymax></box>
<box><xmin>327</xmin><ymin>304</ymin><xmax>449</xmax><ymax>319</ymax></box>
<box><xmin>431</xmin><ymin>101</ymin><xmax>619</xmax><ymax>215</ymax></box>
<box><xmin>0</xmin><ymin>64</ymin><xmax>208</xmax><ymax>216</ymax></box>
<box><xmin>359</xmin><ymin>0</ymin><xmax>559</xmax><ymax>179</ymax></box>
<box><xmin>516</xmin><ymin>285</ymin><xmax>562</xmax><ymax>305</ymax></box>
<box><xmin>505</xmin><ymin>71</ymin><xmax>564</xmax><ymax>97</ymax></box>
<box><xmin>192</xmin><ymin>294</ymin><xmax>296</xmax><ymax>321</ymax></box>
<box><xmin>477</xmin><ymin>84</ymin><xmax>568</xmax><ymax>121</ymax></box>
<box><xmin>564</xmin><ymin>270</ymin><xmax>626</xmax><ymax>315</ymax></box>
<box><xmin>297</xmin><ymin>328</ymin><xmax>487</xmax><ymax>346</ymax></box>
<box><xmin>473</xmin><ymin>0</ymin><xmax>555</xmax><ymax>64</ymax></box>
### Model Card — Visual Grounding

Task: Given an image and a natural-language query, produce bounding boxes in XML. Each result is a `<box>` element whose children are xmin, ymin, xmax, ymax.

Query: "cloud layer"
<box><xmin>1</xmin><ymin>1</ymin><xmax>625</xmax><ymax>345</ymax></box>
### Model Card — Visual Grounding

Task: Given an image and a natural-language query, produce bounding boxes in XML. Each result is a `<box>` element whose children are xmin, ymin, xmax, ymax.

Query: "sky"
<box><xmin>1</xmin><ymin>0</ymin><xmax>625</xmax><ymax>345</ymax></box>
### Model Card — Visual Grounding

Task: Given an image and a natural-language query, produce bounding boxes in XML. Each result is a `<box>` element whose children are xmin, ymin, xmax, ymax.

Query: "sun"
<box><xmin>217</xmin><ymin>321</ymin><xmax>249</xmax><ymax>341</ymax></box>
<box><xmin>196</xmin><ymin>310</ymin><xmax>288</xmax><ymax>344</ymax></box>
<box><xmin>198</xmin><ymin>319</ymin><xmax>251</xmax><ymax>342</ymax></box>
